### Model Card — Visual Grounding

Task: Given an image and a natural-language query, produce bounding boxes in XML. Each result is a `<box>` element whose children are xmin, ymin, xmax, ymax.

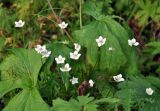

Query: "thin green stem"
<box><xmin>79</xmin><ymin>0</ymin><xmax>83</xmax><ymax>30</ymax></box>
<box><xmin>108</xmin><ymin>51</ymin><xmax>112</xmax><ymax>75</ymax></box>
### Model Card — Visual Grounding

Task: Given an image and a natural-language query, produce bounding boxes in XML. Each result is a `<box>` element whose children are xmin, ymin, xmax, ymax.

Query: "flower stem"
<box><xmin>79</xmin><ymin>0</ymin><xmax>83</xmax><ymax>30</ymax></box>
<box><xmin>108</xmin><ymin>51</ymin><xmax>112</xmax><ymax>75</ymax></box>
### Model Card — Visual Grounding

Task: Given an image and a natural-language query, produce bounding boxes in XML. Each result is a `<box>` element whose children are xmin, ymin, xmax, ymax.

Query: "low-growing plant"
<box><xmin>0</xmin><ymin>0</ymin><xmax>160</xmax><ymax>111</ymax></box>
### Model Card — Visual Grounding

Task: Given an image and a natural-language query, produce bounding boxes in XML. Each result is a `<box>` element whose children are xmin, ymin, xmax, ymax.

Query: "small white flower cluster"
<box><xmin>55</xmin><ymin>55</ymin><xmax>71</xmax><ymax>72</ymax></box>
<box><xmin>35</xmin><ymin>45</ymin><xmax>51</xmax><ymax>58</ymax></box>
<box><xmin>54</xmin><ymin>43</ymin><xmax>81</xmax><ymax>85</ymax></box>
<box><xmin>70</xmin><ymin>43</ymin><xmax>81</xmax><ymax>60</ymax></box>
<box><xmin>128</xmin><ymin>38</ymin><xmax>139</xmax><ymax>47</ymax></box>
<box><xmin>15</xmin><ymin>20</ymin><xmax>25</xmax><ymax>28</ymax></box>
<box><xmin>70</xmin><ymin>77</ymin><xmax>95</xmax><ymax>87</ymax></box>
<box><xmin>55</xmin><ymin>43</ymin><xmax>81</xmax><ymax>73</ymax></box>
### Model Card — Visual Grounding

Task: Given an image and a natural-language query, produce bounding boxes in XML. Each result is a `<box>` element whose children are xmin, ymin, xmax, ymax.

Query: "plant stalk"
<box><xmin>79</xmin><ymin>0</ymin><xmax>83</xmax><ymax>30</ymax></box>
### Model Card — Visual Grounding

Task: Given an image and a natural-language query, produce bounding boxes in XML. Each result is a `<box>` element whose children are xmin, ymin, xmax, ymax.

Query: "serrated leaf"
<box><xmin>117</xmin><ymin>76</ymin><xmax>160</xmax><ymax>111</ymax></box>
<box><xmin>53</xmin><ymin>95</ymin><xmax>118</xmax><ymax>111</ymax></box>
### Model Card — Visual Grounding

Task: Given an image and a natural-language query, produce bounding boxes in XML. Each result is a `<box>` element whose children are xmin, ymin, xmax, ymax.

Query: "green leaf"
<box><xmin>83</xmin><ymin>1</ymin><xmax>102</xmax><ymax>19</ymax></box>
<box><xmin>53</xmin><ymin>98</ymin><xmax>81</xmax><ymax>111</ymax></box>
<box><xmin>0</xmin><ymin>79</ymin><xmax>22</xmax><ymax>98</ymax></box>
<box><xmin>0</xmin><ymin>48</ymin><xmax>42</xmax><ymax>88</ymax></box>
<box><xmin>3</xmin><ymin>88</ymin><xmax>50</xmax><ymax>111</ymax></box>
<box><xmin>115</xmin><ymin>89</ymin><xmax>132</xmax><ymax>111</ymax></box>
<box><xmin>53</xmin><ymin>95</ymin><xmax>118</xmax><ymax>111</ymax></box>
<box><xmin>117</xmin><ymin>76</ymin><xmax>160</xmax><ymax>111</ymax></box>
<box><xmin>0</xmin><ymin>48</ymin><xmax>50</xmax><ymax>111</ymax></box>
<box><xmin>74</xmin><ymin>16</ymin><xmax>138</xmax><ymax>75</ymax></box>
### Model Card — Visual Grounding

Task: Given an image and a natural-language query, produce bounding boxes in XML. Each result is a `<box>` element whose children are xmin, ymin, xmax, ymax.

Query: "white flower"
<box><xmin>55</xmin><ymin>55</ymin><xmax>65</xmax><ymax>64</ymax></box>
<box><xmin>70</xmin><ymin>50</ymin><xmax>81</xmax><ymax>60</ymax></box>
<box><xmin>89</xmin><ymin>79</ymin><xmax>94</xmax><ymax>87</ymax></box>
<box><xmin>108</xmin><ymin>47</ymin><xmax>114</xmax><ymax>51</ymax></box>
<box><xmin>41</xmin><ymin>50</ymin><xmax>51</xmax><ymax>58</ymax></box>
<box><xmin>35</xmin><ymin>45</ymin><xmax>46</xmax><ymax>53</ymax></box>
<box><xmin>74</xmin><ymin>43</ymin><xmax>81</xmax><ymax>52</ymax></box>
<box><xmin>58</xmin><ymin>21</ymin><xmax>68</xmax><ymax>29</ymax></box>
<box><xmin>113</xmin><ymin>74</ymin><xmax>125</xmax><ymax>82</ymax></box>
<box><xmin>15</xmin><ymin>20</ymin><xmax>25</xmax><ymax>27</ymax></box>
<box><xmin>96</xmin><ymin>36</ymin><xmax>106</xmax><ymax>47</ymax></box>
<box><xmin>146</xmin><ymin>88</ymin><xmax>154</xmax><ymax>96</ymax></box>
<box><xmin>128</xmin><ymin>38</ymin><xmax>139</xmax><ymax>47</ymax></box>
<box><xmin>60</xmin><ymin>63</ymin><xmax>71</xmax><ymax>72</ymax></box>
<box><xmin>70</xmin><ymin>77</ymin><xmax>78</xmax><ymax>85</ymax></box>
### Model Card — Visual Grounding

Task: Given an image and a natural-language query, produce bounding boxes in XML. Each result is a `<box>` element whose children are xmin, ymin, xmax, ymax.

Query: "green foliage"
<box><xmin>134</xmin><ymin>0</ymin><xmax>160</xmax><ymax>26</ymax></box>
<box><xmin>0</xmin><ymin>4</ymin><xmax>14</xmax><ymax>35</ymax></box>
<box><xmin>0</xmin><ymin>48</ymin><xmax>50</xmax><ymax>111</ymax></box>
<box><xmin>3</xmin><ymin>88</ymin><xmax>50</xmax><ymax>111</ymax></box>
<box><xmin>74</xmin><ymin>2</ymin><xmax>138</xmax><ymax>75</ymax></box>
<box><xmin>0</xmin><ymin>0</ymin><xmax>159</xmax><ymax>111</ymax></box>
<box><xmin>0</xmin><ymin>38</ymin><xmax>4</xmax><ymax>51</ymax></box>
<box><xmin>53</xmin><ymin>95</ymin><xmax>119</xmax><ymax>111</ymax></box>
<box><xmin>145</xmin><ymin>41</ymin><xmax>160</xmax><ymax>56</ymax></box>
<box><xmin>116</xmin><ymin>76</ymin><xmax>160</xmax><ymax>111</ymax></box>
<box><xmin>142</xmin><ymin>41</ymin><xmax>160</xmax><ymax>75</ymax></box>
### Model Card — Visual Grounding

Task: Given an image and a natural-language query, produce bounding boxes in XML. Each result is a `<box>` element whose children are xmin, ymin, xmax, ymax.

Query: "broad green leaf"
<box><xmin>0</xmin><ymin>79</ymin><xmax>22</xmax><ymax>98</ymax></box>
<box><xmin>0</xmin><ymin>48</ymin><xmax>50</xmax><ymax>111</ymax></box>
<box><xmin>3</xmin><ymin>88</ymin><xmax>50</xmax><ymax>111</ymax></box>
<box><xmin>0</xmin><ymin>48</ymin><xmax>42</xmax><ymax>88</ymax></box>
<box><xmin>74</xmin><ymin>16</ymin><xmax>138</xmax><ymax>75</ymax></box>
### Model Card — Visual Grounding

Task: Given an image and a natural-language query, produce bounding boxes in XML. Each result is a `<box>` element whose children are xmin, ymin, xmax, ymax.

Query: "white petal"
<box><xmin>134</xmin><ymin>42</ymin><xmax>139</xmax><ymax>46</ymax></box>
<box><xmin>74</xmin><ymin>43</ymin><xmax>81</xmax><ymax>52</ymax></box>
<box><xmin>128</xmin><ymin>40</ymin><xmax>133</xmax><ymax>46</ymax></box>
<box><xmin>99</xmin><ymin>36</ymin><xmax>103</xmax><ymax>40</ymax></box>
<box><xmin>117</xmin><ymin>74</ymin><xmax>122</xmax><ymax>78</ymax></box>
<box><xmin>146</xmin><ymin>88</ymin><xmax>154</xmax><ymax>95</ymax></box>
<box><xmin>131</xmin><ymin>38</ymin><xmax>136</xmax><ymax>43</ymax></box>
<box><xmin>89</xmin><ymin>79</ymin><xmax>94</xmax><ymax>87</ymax></box>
